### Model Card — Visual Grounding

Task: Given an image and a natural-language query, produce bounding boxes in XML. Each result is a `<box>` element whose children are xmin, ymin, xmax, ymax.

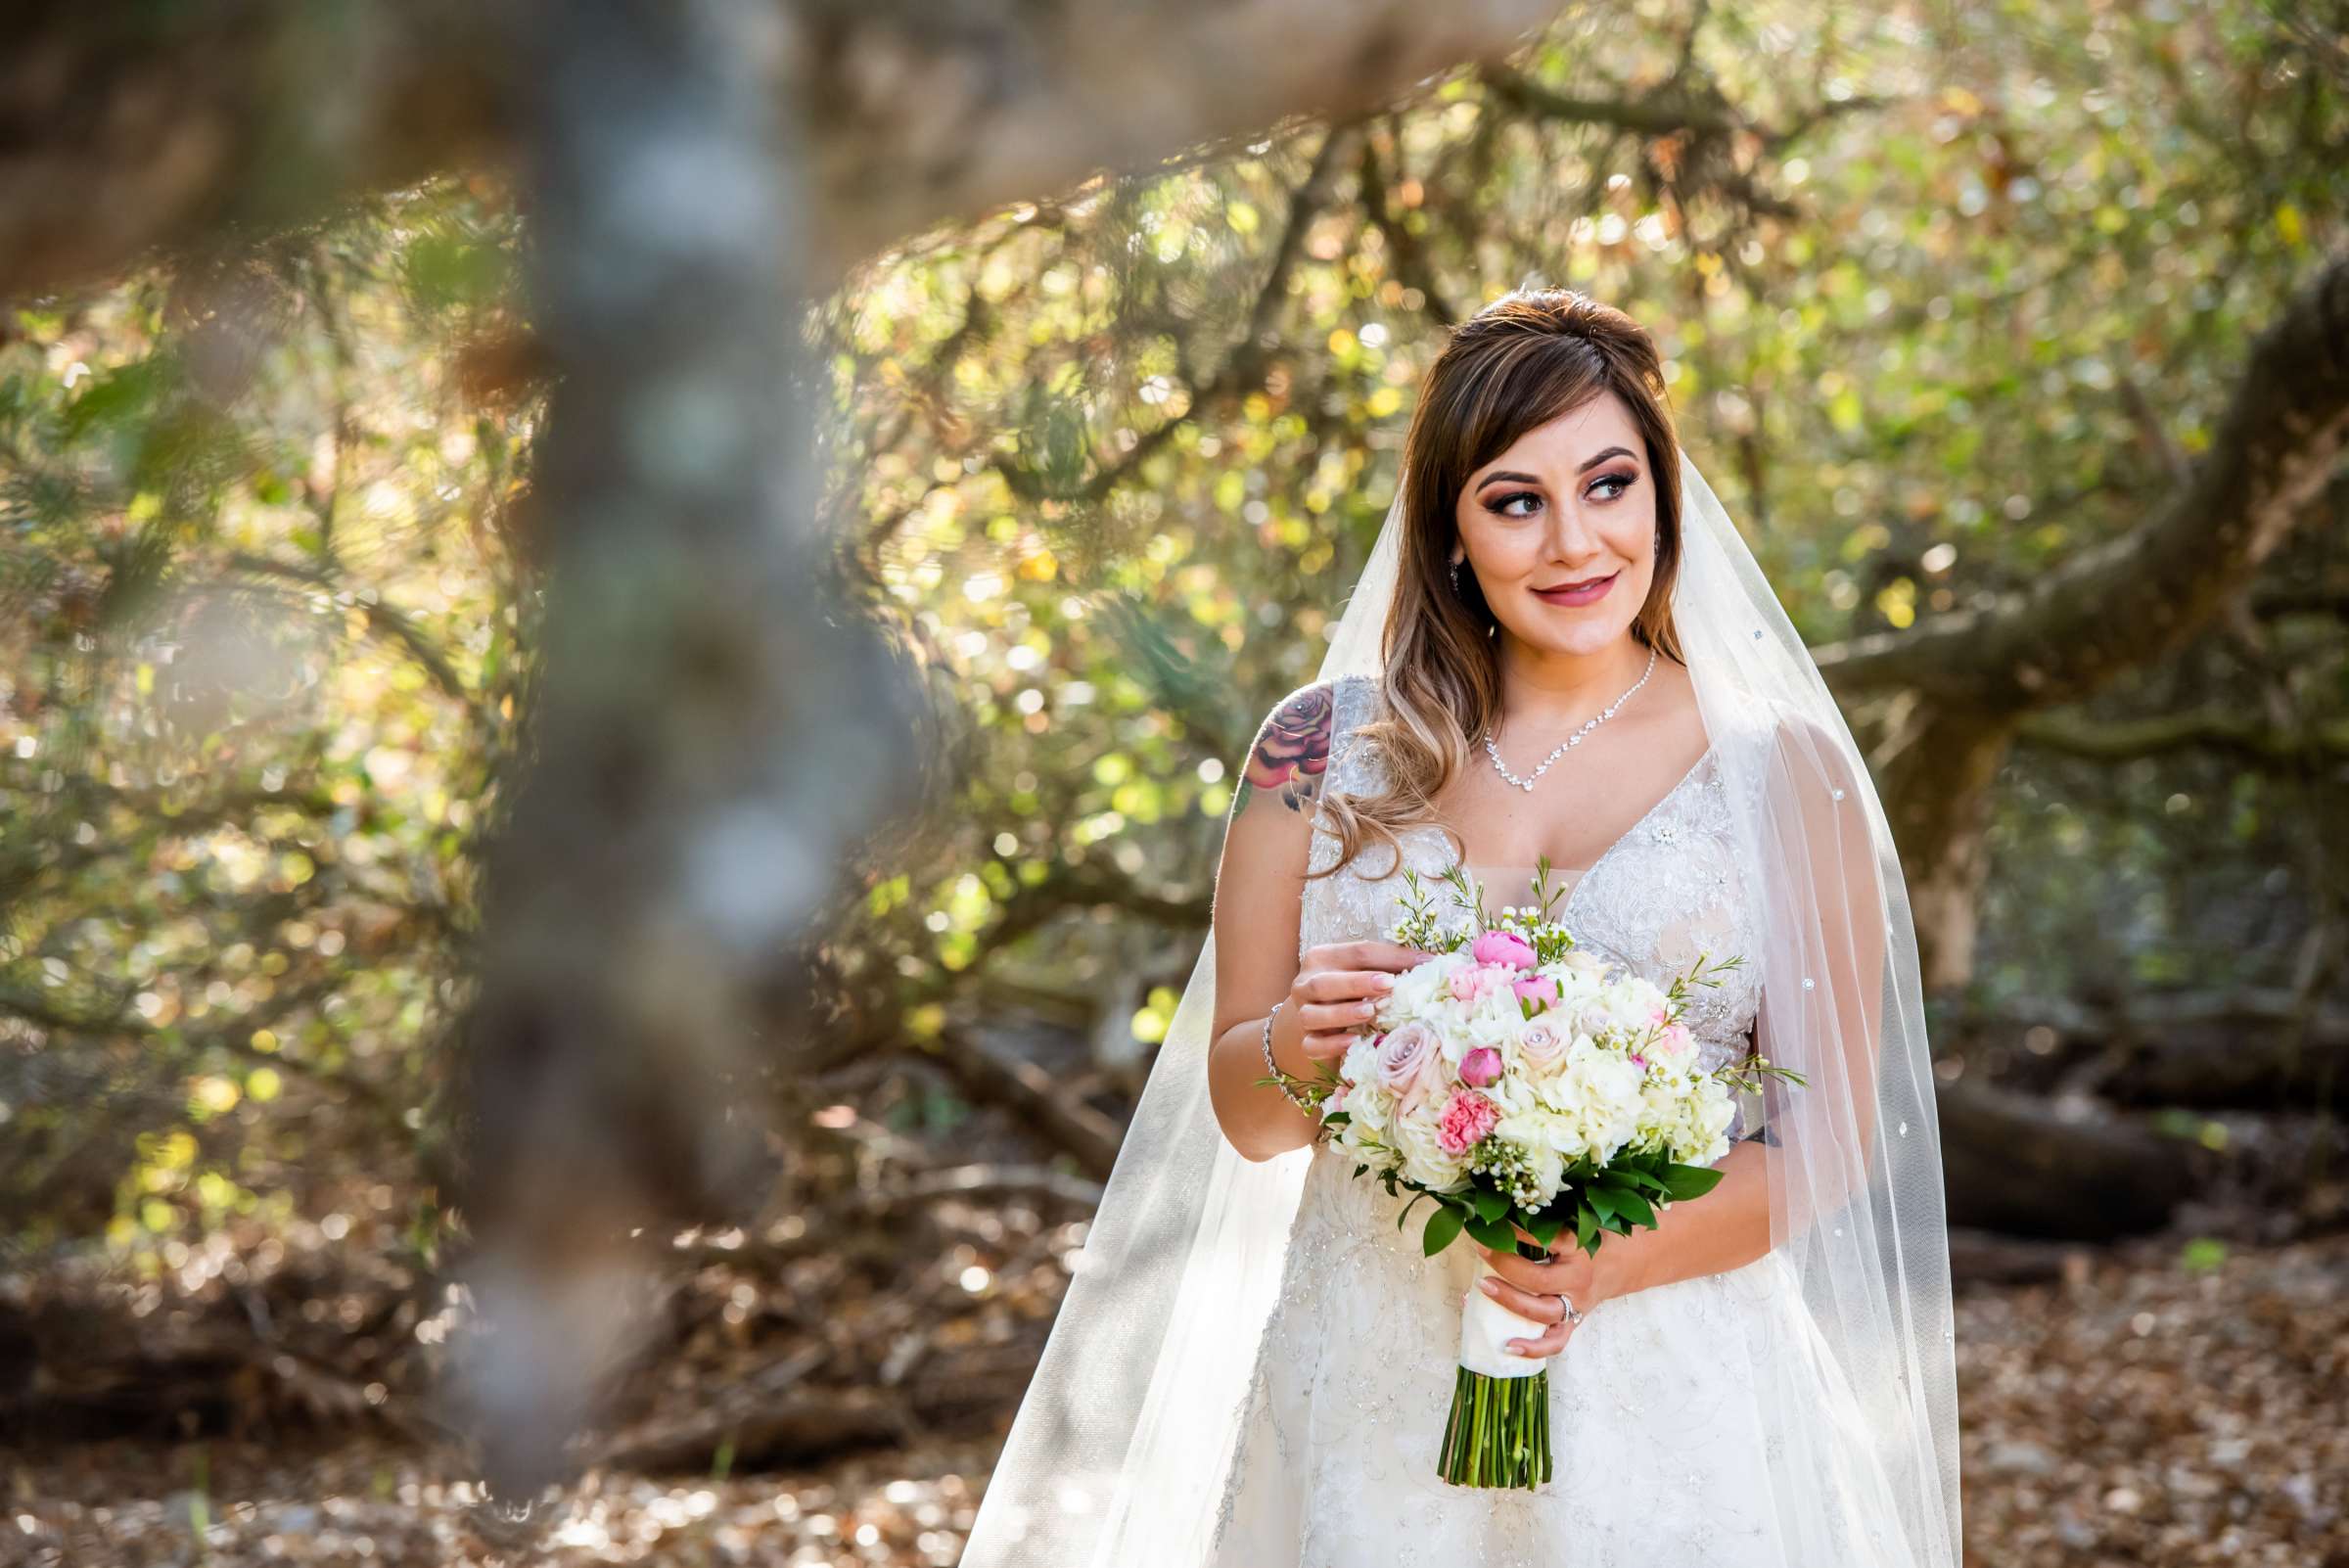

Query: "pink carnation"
<box><xmin>1471</xmin><ymin>929</ymin><xmax>1539</xmax><ymax>970</ymax></box>
<box><xmin>1437</xmin><ymin>1089</ymin><xmax>1501</xmax><ymax>1155</ymax></box>
<box><xmin>1459</xmin><ymin>1045</ymin><xmax>1502</xmax><ymax>1088</ymax></box>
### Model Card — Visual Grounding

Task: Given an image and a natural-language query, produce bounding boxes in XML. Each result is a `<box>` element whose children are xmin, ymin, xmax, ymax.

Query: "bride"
<box><xmin>959</xmin><ymin>289</ymin><xmax>1962</xmax><ymax>1567</ymax></box>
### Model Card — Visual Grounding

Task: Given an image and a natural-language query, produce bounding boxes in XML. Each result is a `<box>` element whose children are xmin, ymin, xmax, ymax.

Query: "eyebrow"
<box><xmin>1474</xmin><ymin>446</ymin><xmax>1637</xmax><ymax>488</ymax></box>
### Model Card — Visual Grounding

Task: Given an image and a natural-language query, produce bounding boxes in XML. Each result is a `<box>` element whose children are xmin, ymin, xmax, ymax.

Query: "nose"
<box><xmin>1542</xmin><ymin>493</ymin><xmax>1606</xmax><ymax>566</ymax></box>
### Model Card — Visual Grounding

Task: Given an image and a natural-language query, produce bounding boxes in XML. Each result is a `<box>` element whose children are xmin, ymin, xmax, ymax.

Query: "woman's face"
<box><xmin>1451</xmin><ymin>392</ymin><xmax>1658</xmax><ymax>658</ymax></box>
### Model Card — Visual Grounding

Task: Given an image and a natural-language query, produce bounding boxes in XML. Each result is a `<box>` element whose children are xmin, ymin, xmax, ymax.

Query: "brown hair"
<box><xmin>1313</xmin><ymin>287</ymin><xmax>1689</xmax><ymax>881</ymax></box>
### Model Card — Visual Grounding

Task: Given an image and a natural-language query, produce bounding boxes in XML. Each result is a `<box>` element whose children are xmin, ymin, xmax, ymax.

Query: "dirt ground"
<box><xmin>9</xmin><ymin>1228</ymin><xmax>2345</xmax><ymax>1568</ymax></box>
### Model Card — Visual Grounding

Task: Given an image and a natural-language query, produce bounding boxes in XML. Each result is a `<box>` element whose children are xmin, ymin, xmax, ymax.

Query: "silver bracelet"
<box><xmin>1261</xmin><ymin>1000</ymin><xmax>1317</xmax><ymax>1114</ymax></box>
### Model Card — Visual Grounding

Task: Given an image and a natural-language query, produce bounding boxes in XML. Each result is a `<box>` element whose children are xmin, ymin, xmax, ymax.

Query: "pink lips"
<box><xmin>1533</xmin><ymin>571</ymin><xmax>1618</xmax><ymax>607</ymax></box>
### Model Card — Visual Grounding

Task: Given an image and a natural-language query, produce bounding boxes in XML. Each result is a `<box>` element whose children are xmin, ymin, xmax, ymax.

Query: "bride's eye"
<box><xmin>1489</xmin><ymin>490</ymin><xmax>1542</xmax><ymax>518</ymax></box>
<box><xmin>1590</xmin><ymin>472</ymin><xmax>1635</xmax><ymax>501</ymax></box>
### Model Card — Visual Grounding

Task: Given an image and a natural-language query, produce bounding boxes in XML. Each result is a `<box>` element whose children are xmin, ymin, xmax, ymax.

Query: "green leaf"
<box><xmin>1611</xmin><ymin>1188</ymin><xmax>1657</xmax><ymax>1228</ymax></box>
<box><xmin>1586</xmin><ymin>1185</ymin><xmax>1619</xmax><ymax>1224</ymax></box>
<box><xmin>1661</xmin><ymin>1163</ymin><xmax>1727</xmax><ymax>1201</ymax></box>
<box><xmin>1463</xmin><ymin>1214</ymin><xmax>1516</xmax><ymax>1251</ymax></box>
<box><xmin>1468</xmin><ymin>1188</ymin><xmax>1509</xmax><ymax>1222</ymax></box>
<box><xmin>1575</xmin><ymin>1203</ymin><xmax>1597</xmax><ymax>1251</ymax></box>
<box><xmin>1422</xmin><ymin>1203</ymin><xmax>1465</xmax><ymax>1256</ymax></box>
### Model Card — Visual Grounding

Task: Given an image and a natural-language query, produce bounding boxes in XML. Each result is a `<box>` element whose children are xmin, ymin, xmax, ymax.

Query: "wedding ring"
<box><xmin>1557</xmin><ymin>1292</ymin><xmax>1585</xmax><ymax>1326</ymax></box>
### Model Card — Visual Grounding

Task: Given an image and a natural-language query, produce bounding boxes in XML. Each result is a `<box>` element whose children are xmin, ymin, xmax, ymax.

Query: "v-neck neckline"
<box><xmin>1455</xmin><ymin>739</ymin><xmax>1719</xmax><ymax>916</ymax></box>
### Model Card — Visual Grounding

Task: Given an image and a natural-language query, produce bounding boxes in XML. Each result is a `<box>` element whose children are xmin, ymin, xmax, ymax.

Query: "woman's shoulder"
<box><xmin>1240</xmin><ymin>672</ymin><xmax>1386</xmax><ymax>807</ymax></box>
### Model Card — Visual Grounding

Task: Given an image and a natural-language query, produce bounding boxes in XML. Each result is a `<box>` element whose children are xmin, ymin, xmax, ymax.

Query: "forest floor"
<box><xmin>8</xmin><ymin>1224</ymin><xmax>2346</xmax><ymax>1568</ymax></box>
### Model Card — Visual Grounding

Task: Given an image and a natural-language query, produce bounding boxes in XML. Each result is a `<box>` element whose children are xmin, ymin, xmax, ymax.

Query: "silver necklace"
<box><xmin>1482</xmin><ymin>645</ymin><xmax>1659</xmax><ymax>793</ymax></box>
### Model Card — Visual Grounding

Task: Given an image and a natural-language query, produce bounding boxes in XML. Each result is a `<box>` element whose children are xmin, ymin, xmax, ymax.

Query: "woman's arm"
<box><xmin>1206</xmin><ymin>681</ymin><xmax>1338</xmax><ymax>1162</ymax></box>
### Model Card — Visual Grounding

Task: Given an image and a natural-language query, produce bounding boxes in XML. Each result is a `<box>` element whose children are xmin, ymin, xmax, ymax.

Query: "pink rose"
<box><xmin>1376</xmin><ymin>1021</ymin><xmax>1441</xmax><ymax>1093</ymax></box>
<box><xmin>1447</xmin><ymin>967</ymin><xmax>1482</xmax><ymax>1003</ymax></box>
<box><xmin>1437</xmin><ymin>1089</ymin><xmax>1501</xmax><ymax>1155</ymax></box>
<box><xmin>1511</xmin><ymin>973</ymin><xmax>1563</xmax><ymax>1011</ymax></box>
<box><xmin>1459</xmin><ymin>1045</ymin><xmax>1502</xmax><ymax>1088</ymax></box>
<box><xmin>1657</xmin><ymin>1022</ymin><xmax>1695</xmax><ymax>1063</ymax></box>
<box><xmin>1518</xmin><ymin>1021</ymin><xmax>1565</xmax><ymax>1068</ymax></box>
<box><xmin>1471</xmin><ymin>930</ymin><xmax>1539</xmax><ymax>970</ymax></box>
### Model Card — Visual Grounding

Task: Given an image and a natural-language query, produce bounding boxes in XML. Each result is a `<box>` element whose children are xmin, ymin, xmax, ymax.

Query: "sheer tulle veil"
<box><xmin>958</xmin><ymin>445</ymin><xmax>1962</xmax><ymax>1568</ymax></box>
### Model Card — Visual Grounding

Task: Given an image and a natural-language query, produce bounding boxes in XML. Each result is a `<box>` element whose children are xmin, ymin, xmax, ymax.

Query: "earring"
<box><xmin>1449</xmin><ymin>558</ymin><xmax>1463</xmax><ymax>595</ymax></box>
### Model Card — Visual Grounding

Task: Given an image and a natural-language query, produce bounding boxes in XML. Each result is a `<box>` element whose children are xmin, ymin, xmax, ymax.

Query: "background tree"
<box><xmin>3</xmin><ymin>1</ymin><xmax>2346</xmax><ymax>1562</ymax></box>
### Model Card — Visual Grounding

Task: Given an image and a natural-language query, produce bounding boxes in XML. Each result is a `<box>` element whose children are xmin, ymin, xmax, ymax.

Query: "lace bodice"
<box><xmin>1299</xmin><ymin>672</ymin><xmax>1765</xmax><ymax>1067</ymax></box>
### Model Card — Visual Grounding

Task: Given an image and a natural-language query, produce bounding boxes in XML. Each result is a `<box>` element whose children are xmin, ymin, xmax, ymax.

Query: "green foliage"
<box><xmin>1</xmin><ymin>180</ymin><xmax>532</xmax><ymax>1256</ymax></box>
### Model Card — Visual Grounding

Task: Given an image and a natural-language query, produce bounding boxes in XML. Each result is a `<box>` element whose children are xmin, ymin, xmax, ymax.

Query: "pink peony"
<box><xmin>1471</xmin><ymin>929</ymin><xmax>1539</xmax><ymax>970</ymax></box>
<box><xmin>1437</xmin><ymin>1089</ymin><xmax>1501</xmax><ymax>1155</ymax></box>
<box><xmin>1376</xmin><ymin>1020</ymin><xmax>1442</xmax><ymax>1093</ymax></box>
<box><xmin>1511</xmin><ymin>972</ymin><xmax>1563</xmax><ymax>1010</ymax></box>
<box><xmin>1448</xmin><ymin>964</ymin><xmax>1508</xmax><ymax>1003</ymax></box>
<box><xmin>1459</xmin><ymin>1045</ymin><xmax>1503</xmax><ymax>1088</ymax></box>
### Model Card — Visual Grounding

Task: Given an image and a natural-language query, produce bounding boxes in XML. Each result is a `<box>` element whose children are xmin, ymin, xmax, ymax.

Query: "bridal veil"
<box><xmin>958</xmin><ymin>443</ymin><xmax>1962</xmax><ymax>1568</ymax></box>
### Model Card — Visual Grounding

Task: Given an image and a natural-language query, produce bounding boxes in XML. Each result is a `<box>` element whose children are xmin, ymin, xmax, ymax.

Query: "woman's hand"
<box><xmin>1281</xmin><ymin>939</ymin><xmax>1437</xmax><ymax>1064</ymax></box>
<box><xmin>1474</xmin><ymin>1219</ymin><xmax>1608</xmax><ymax>1359</ymax></box>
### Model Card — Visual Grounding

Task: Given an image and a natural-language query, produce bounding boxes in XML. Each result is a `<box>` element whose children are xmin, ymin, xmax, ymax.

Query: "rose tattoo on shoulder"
<box><xmin>1238</xmin><ymin>683</ymin><xmax>1335</xmax><ymax>814</ymax></box>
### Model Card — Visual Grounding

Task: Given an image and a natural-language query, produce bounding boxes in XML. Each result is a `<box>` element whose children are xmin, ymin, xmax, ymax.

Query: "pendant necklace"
<box><xmin>1482</xmin><ymin>645</ymin><xmax>1658</xmax><ymax>794</ymax></box>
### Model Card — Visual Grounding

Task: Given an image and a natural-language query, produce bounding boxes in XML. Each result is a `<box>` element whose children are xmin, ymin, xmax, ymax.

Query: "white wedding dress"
<box><xmin>1208</xmin><ymin>671</ymin><xmax>1918</xmax><ymax>1566</ymax></box>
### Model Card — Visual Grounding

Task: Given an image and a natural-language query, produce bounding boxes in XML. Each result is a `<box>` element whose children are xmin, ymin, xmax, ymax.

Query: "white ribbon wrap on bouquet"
<box><xmin>1458</xmin><ymin>1277</ymin><xmax>1552</xmax><ymax>1379</ymax></box>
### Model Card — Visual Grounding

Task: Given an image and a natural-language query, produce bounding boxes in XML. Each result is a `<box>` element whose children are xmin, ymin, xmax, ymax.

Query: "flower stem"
<box><xmin>1437</xmin><ymin>1365</ymin><xmax>1550</xmax><ymax>1489</ymax></box>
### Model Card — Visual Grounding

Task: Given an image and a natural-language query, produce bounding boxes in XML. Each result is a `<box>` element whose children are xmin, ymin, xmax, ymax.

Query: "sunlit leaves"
<box><xmin>2</xmin><ymin>178</ymin><xmax>532</xmax><ymax>1259</ymax></box>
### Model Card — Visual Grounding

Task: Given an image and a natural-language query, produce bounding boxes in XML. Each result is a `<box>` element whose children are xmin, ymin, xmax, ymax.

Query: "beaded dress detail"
<box><xmin>1207</xmin><ymin>671</ymin><xmax>1914</xmax><ymax>1567</ymax></box>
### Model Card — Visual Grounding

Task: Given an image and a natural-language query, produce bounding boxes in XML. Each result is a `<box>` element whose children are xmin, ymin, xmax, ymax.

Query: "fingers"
<box><xmin>1506</xmin><ymin>1317</ymin><xmax>1576</xmax><ymax>1359</ymax></box>
<box><xmin>1477</xmin><ymin>1273</ymin><xmax>1580</xmax><ymax>1359</ymax></box>
<box><xmin>1478</xmin><ymin>1273</ymin><xmax>1562</xmax><ymax>1326</ymax></box>
<box><xmin>1291</xmin><ymin>976</ymin><xmax>1396</xmax><ymax>1061</ymax></box>
<box><xmin>1296</xmin><ymin>969</ymin><xmax>1400</xmax><ymax>1003</ymax></box>
<box><xmin>1294</xmin><ymin>1003</ymin><xmax>1379</xmax><ymax>1062</ymax></box>
<box><xmin>1475</xmin><ymin>1243</ymin><xmax>1570</xmax><ymax>1293</ymax></box>
<box><xmin>1319</xmin><ymin>939</ymin><xmax>1439</xmax><ymax>974</ymax></box>
<box><xmin>1299</xmin><ymin>1031</ymin><xmax>1358</xmax><ymax>1062</ymax></box>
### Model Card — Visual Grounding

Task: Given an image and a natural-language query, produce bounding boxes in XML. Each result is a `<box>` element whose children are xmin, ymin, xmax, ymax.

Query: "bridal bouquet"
<box><xmin>1259</xmin><ymin>860</ymin><xmax>1801</xmax><ymax>1491</ymax></box>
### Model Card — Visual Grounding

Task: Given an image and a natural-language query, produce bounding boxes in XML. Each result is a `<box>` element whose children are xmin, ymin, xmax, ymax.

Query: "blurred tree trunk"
<box><xmin>443</xmin><ymin>0</ymin><xmax>922</xmax><ymax>1499</ymax></box>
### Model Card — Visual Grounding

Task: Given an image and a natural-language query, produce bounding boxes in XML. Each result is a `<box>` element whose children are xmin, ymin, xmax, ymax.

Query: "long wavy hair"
<box><xmin>1313</xmin><ymin>288</ymin><xmax>1691</xmax><ymax>882</ymax></box>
